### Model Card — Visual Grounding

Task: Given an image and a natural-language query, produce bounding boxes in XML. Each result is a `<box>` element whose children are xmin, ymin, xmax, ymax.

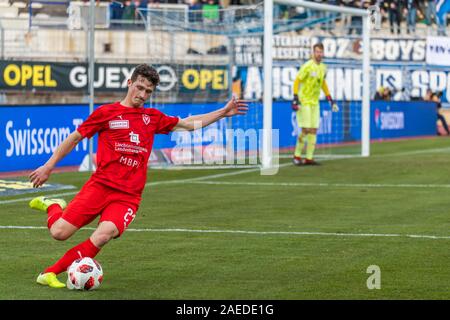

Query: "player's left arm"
<box><xmin>173</xmin><ymin>97</ymin><xmax>248</xmax><ymax>131</ymax></box>
<box><xmin>322</xmin><ymin>80</ymin><xmax>339</xmax><ymax>112</ymax></box>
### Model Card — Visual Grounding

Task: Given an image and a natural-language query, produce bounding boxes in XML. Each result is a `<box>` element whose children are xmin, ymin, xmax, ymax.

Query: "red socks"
<box><xmin>44</xmin><ymin>238</ymin><xmax>100</xmax><ymax>275</ymax></box>
<box><xmin>47</xmin><ymin>203</ymin><xmax>63</xmax><ymax>229</ymax></box>
<box><xmin>44</xmin><ymin>205</ymin><xmax>101</xmax><ymax>275</ymax></box>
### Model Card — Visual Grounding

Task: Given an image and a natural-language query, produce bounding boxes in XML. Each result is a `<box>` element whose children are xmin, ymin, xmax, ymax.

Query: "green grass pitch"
<box><xmin>0</xmin><ymin>137</ymin><xmax>449</xmax><ymax>300</ymax></box>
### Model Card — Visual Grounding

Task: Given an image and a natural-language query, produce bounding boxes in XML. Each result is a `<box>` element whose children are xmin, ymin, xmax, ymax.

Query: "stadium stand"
<box><xmin>0</xmin><ymin>0</ymin><xmax>449</xmax><ymax>106</ymax></box>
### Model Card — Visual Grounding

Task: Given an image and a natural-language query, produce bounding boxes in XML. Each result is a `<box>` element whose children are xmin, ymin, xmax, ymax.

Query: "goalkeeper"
<box><xmin>291</xmin><ymin>42</ymin><xmax>339</xmax><ymax>166</ymax></box>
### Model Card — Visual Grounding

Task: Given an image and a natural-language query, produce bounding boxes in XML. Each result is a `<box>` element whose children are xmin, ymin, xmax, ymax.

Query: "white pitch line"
<box><xmin>279</xmin><ymin>146</ymin><xmax>450</xmax><ymax>159</ymax></box>
<box><xmin>0</xmin><ymin>147</ymin><xmax>445</xmax><ymax>205</ymax></box>
<box><xmin>0</xmin><ymin>225</ymin><xmax>449</xmax><ymax>240</ymax></box>
<box><xmin>184</xmin><ymin>181</ymin><xmax>450</xmax><ymax>189</ymax></box>
<box><xmin>373</xmin><ymin>146</ymin><xmax>450</xmax><ymax>157</ymax></box>
<box><xmin>0</xmin><ymin>191</ymin><xmax>80</xmax><ymax>205</ymax></box>
<box><xmin>0</xmin><ymin>163</ymin><xmax>292</xmax><ymax>205</ymax></box>
<box><xmin>184</xmin><ymin>162</ymin><xmax>291</xmax><ymax>181</ymax></box>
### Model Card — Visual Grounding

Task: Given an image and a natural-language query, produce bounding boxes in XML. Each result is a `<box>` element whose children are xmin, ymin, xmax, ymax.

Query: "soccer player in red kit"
<box><xmin>28</xmin><ymin>64</ymin><xmax>248</xmax><ymax>288</ymax></box>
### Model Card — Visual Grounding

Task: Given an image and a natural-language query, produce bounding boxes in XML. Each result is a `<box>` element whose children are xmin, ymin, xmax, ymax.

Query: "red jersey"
<box><xmin>77</xmin><ymin>102</ymin><xmax>179</xmax><ymax>196</ymax></box>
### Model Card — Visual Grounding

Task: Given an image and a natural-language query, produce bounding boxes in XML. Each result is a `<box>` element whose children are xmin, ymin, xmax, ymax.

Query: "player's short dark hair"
<box><xmin>313</xmin><ymin>43</ymin><xmax>324</xmax><ymax>51</ymax></box>
<box><xmin>131</xmin><ymin>64</ymin><xmax>160</xmax><ymax>87</ymax></box>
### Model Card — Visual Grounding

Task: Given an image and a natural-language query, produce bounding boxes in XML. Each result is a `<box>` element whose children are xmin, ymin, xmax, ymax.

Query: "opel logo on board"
<box><xmin>156</xmin><ymin>66</ymin><xmax>177</xmax><ymax>92</ymax></box>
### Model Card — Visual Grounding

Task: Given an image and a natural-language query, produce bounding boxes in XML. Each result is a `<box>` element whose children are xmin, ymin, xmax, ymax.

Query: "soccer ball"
<box><xmin>66</xmin><ymin>257</ymin><xmax>103</xmax><ymax>290</ymax></box>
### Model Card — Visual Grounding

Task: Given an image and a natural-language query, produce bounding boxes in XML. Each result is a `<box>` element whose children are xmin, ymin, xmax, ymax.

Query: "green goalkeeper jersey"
<box><xmin>294</xmin><ymin>59</ymin><xmax>327</xmax><ymax>107</ymax></box>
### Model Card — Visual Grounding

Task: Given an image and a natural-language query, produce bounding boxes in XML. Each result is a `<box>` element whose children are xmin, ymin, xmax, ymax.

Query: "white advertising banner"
<box><xmin>426</xmin><ymin>36</ymin><xmax>450</xmax><ymax>66</ymax></box>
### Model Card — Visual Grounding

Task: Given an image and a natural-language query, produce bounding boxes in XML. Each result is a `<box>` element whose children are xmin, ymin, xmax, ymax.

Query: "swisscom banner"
<box><xmin>0</xmin><ymin>101</ymin><xmax>436</xmax><ymax>172</ymax></box>
<box><xmin>142</xmin><ymin>101</ymin><xmax>437</xmax><ymax>157</ymax></box>
<box><xmin>0</xmin><ymin>104</ymin><xmax>97</xmax><ymax>172</ymax></box>
<box><xmin>0</xmin><ymin>61</ymin><xmax>228</xmax><ymax>100</ymax></box>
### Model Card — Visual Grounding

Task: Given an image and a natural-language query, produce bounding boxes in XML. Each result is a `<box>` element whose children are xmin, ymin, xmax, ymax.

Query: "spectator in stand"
<box><xmin>374</xmin><ymin>86</ymin><xmax>384</xmax><ymax>100</ymax></box>
<box><xmin>425</xmin><ymin>0</ymin><xmax>436</xmax><ymax>28</ymax></box>
<box><xmin>324</xmin><ymin>0</ymin><xmax>338</xmax><ymax>34</ymax></box>
<box><xmin>339</xmin><ymin>0</ymin><xmax>354</xmax><ymax>33</ymax></box>
<box><xmin>202</xmin><ymin>0</ymin><xmax>221</xmax><ymax>24</ymax></box>
<box><xmin>348</xmin><ymin>0</ymin><xmax>363</xmax><ymax>35</ymax></box>
<box><xmin>423</xmin><ymin>88</ymin><xmax>433</xmax><ymax>101</ymax></box>
<box><xmin>437</xmin><ymin>9</ymin><xmax>448</xmax><ymax>36</ymax></box>
<box><xmin>424</xmin><ymin>89</ymin><xmax>449</xmax><ymax>135</ymax></box>
<box><xmin>431</xmin><ymin>91</ymin><xmax>450</xmax><ymax>136</ymax></box>
<box><xmin>273</xmin><ymin>4</ymin><xmax>286</xmax><ymax>20</ymax></box>
<box><xmin>405</xmin><ymin>0</ymin><xmax>419</xmax><ymax>34</ymax></box>
<box><xmin>110</xmin><ymin>0</ymin><xmax>125</xmax><ymax>23</ymax></box>
<box><xmin>387</xmin><ymin>0</ymin><xmax>402</xmax><ymax>34</ymax></box>
<box><xmin>187</xmin><ymin>0</ymin><xmax>203</xmax><ymax>23</ymax></box>
<box><xmin>122</xmin><ymin>0</ymin><xmax>137</xmax><ymax>24</ymax></box>
<box><xmin>138</xmin><ymin>0</ymin><xmax>148</xmax><ymax>15</ymax></box>
<box><xmin>382</xmin><ymin>87</ymin><xmax>392</xmax><ymax>101</ymax></box>
<box><xmin>416</xmin><ymin>5</ymin><xmax>427</xmax><ymax>26</ymax></box>
<box><xmin>149</xmin><ymin>0</ymin><xmax>182</xmax><ymax>3</ymax></box>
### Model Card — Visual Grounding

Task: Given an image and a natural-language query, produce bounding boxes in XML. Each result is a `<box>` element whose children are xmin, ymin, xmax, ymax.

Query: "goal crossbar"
<box><xmin>275</xmin><ymin>0</ymin><xmax>370</xmax><ymax>17</ymax></box>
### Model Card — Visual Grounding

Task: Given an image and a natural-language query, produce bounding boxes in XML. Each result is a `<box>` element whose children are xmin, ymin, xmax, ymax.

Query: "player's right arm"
<box><xmin>29</xmin><ymin>131</ymin><xmax>83</xmax><ymax>188</ymax></box>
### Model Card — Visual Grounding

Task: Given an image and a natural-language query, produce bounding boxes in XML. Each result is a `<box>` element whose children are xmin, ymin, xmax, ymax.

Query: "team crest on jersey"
<box><xmin>142</xmin><ymin>114</ymin><xmax>150</xmax><ymax>125</ymax></box>
<box><xmin>129</xmin><ymin>131</ymin><xmax>140</xmax><ymax>145</ymax></box>
<box><xmin>311</xmin><ymin>71</ymin><xmax>317</xmax><ymax>77</ymax></box>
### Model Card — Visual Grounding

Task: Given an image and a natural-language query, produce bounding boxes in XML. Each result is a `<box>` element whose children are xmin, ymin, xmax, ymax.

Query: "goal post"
<box><xmin>262</xmin><ymin>0</ymin><xmax>273</xmax><ymax>172</ymax></box>
<box><xmin>124</xmin><ymin>1</ymin><xmax>373</xmax><ymax>171</ymax></box>
<box><xmin>264</xmin><ymin>0</ymin><xmax>372</xmax><ymax>168</ymax></box>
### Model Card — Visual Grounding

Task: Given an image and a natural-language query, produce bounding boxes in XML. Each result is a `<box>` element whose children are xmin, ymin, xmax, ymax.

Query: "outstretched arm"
<box><xmin>173</xmin><ymin>97</ymin><xmax>248</xmax><ymax>131</ymax></box>
<box><xmin>322</xmin><ymin>80</ymin><xmax>339</xmax><ymax>112</ymax></box>
<box><xmin>29</xmin><ymin>131</ymin><xmax>83</xmax><ymax>188</ymax></box>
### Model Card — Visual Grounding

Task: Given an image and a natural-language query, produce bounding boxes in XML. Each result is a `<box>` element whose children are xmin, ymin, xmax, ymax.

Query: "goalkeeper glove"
<box><xmin>326</xmin><ymin>95</ymin><xmax>339</xmax><ymax>112</ymax></box>
<box><xmin>292</xmin><ymin>95</ymin><xmax>300</xmax><ymax>111</ymax></box>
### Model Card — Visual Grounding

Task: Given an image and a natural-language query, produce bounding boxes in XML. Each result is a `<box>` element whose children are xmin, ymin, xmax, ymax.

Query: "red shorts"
<box><xmin>62</xmin><ymin>179</ymin><xmax>141</xmax><ymax>237</ymax></box>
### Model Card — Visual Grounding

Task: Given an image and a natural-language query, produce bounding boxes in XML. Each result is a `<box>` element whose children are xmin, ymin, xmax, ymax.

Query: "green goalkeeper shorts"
<box><xmin>297</xmin><ymin>104</ymin><xmax>320</xmax><ymax>129</ymax></box>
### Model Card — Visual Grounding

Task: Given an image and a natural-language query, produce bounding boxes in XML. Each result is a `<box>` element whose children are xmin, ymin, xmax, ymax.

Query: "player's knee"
<box><xmin>91</xmin><ymin>221</ymin><xmax>119</xmax><ymax>247</ymax></box>
<box><xmin>90</xmin><ymin>232</ymin><xmax>114</xmax><ymax>248</ymax></box>
<box><xmin>49</xmin><ymin>226</ymin><xmax>71</xmax><ymax>241</ymax></box>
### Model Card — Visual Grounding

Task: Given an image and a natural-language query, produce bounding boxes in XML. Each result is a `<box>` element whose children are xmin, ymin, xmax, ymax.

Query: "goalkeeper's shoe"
<box><xmin>304</xmin><ymin>159</ymin><xmax>321</xmax><ymax>166</ymax></box>
<box><xmin>36</xmin><ymin>272</ymin><xmax>66</xmax><ymax>288</ymax></box>
<box><xmin>293</xmin><ymin>156</ymin><xmax>303</xmax><ymax>166</ymax></box>
<box><xmin>29</xmin><ymin>196</ymin><xmax>67</xmax><ymax>212</ymax></box>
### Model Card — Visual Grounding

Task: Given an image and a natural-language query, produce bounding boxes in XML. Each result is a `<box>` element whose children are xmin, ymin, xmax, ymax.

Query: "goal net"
<box><xmin>135</xmin><ymin>0</ymin><xmax>371</xmax><ymax>170</ymax></box>
<box><xmin>136</xmin><ymin>3</ymin><xmax>271</xmax><ymax>170</ymax></box>
<box><xmin>269</xmin><ymin>0</ymin><xmax>372</xmax><ymax>161</ymax></box>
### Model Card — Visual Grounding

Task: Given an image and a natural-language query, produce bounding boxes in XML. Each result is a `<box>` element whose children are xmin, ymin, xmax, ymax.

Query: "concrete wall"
<box><xmin>1</xmin><ymin>27</ymin><xmax>229</xmax><ymax>63</ymax></box>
